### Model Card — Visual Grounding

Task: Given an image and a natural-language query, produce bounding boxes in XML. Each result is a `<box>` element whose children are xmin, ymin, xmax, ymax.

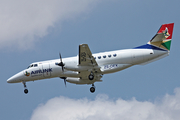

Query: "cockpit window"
<box><xmin>27</xmin><ymin>65</ymin><xmax>32</xmax><ymax>69</ymax></box>
<box><xmin>27</xmin><ymin>64</ymin><xmax>38</xmax><ymax>69</ymax></box>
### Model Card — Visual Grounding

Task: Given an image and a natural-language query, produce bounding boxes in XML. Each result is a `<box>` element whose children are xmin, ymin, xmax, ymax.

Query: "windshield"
<box><xmin>27</xmin><ymin>64</ymin><xmax>38</xmax><ymax>69</ymax></box>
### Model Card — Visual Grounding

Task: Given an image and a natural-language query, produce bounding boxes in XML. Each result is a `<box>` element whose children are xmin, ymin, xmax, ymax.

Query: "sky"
<box><xmin>1</xmin><ymin>0</ymin><xmax>180</xmax><ymax>120</ymax></box>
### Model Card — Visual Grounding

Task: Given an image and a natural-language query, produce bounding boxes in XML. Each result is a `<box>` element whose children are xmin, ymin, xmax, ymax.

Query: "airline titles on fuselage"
<box><xmin>25</xmin><ymin>68</ymin><xmax>53</xmax><ymax>77</ymax></box>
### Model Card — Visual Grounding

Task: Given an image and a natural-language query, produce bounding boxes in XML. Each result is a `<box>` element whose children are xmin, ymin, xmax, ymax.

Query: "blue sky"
<box><xmin>1</xmin><ymin>0</ymin><xmax>180</xmax><ymax>120</ymax></box>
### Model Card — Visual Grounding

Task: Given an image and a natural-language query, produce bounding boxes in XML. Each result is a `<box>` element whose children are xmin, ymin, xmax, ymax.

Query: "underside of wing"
<box><xmin>78</xmin><ymin>44</ymin><xmax>102</xmax><ymax>81</ymax></box>
<box><xmin>79</xmin><ymin>44</ymin><xmax>98</xmax><ymax>66</ymax></box>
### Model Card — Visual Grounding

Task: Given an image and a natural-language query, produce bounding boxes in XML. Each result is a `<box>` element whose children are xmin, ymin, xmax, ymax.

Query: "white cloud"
<box><xmin>31</xmin><ymin>88</ymin><xmax>180</xmax><ymax>120</ymax></box>
<box><xmin>0</xmin><ymin>0</ymin><xmax>100</xmax><ymax>50</ymax></box>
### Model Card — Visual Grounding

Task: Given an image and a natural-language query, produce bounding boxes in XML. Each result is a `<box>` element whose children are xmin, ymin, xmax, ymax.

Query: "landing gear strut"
<box><xmin>90</xmin><ymin>84</ymin><xmax>95</xmax><ymax>93</ymax></box>
<box><xmin>88</xmin><ymin>72</ymin><xmax>94</xmax><ymax>80</ymax></box>
<box><xmin>22</xmin><ymin>81</ymin><xmax>28</xmax><ymax>94</ymax></box>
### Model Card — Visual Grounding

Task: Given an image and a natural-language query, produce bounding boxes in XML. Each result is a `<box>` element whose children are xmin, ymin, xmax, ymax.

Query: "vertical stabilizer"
<box><xmin>148</xmin><ymin>23</ymin><xmax>174</xmax><ymax>51</ymax></box>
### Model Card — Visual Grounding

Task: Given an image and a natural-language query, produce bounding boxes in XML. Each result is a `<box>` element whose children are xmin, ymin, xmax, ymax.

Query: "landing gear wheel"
<box><xmin>90</xmin><ymin>87</ymin><xmax>95</xmax><ymax>93</ymax></box>
<box><xmin>88</xmin><ymin>71</ymin><xmax>94</xmax><ymax>80</ymax></box>
<box><xmin>24</xmin><ymin>89</ymin><xmax>28</xmax><ymax>94</ymax></box>
<box><xmin>89</xmin><ymin>74</ymin><xmax>94</xmax><ymax>80</ymax></box>
<box><xmin>22</xmin><ymin>81</ymin><xmax>28</xmax><ymax>94</ymax></box>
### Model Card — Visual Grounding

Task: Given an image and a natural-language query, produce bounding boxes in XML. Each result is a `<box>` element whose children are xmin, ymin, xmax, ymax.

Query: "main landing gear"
<box><xmin>88</xmin><ymin>71</ymin><xmax>96</xmax><ymax>93</ymax></box>
<box><xmin>22</xmin><ymin>81</ymin><xmax>28</xmax><ymax>94</ymax></box>
<box><xmin>88</xmin><ymin>72</ymin><xmax>94</xmax><ymax>80</ymax></box>
<box><xmin>90</xmin><ymin>84</ymin><xmax>95</xmax><ymax>93</ymax></box>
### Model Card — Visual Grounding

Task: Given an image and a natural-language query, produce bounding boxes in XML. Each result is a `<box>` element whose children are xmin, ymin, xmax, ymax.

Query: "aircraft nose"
<box><xmin>7</xmin><ymin>78</ymin><xmax>13</xmax><ymax>83</ymax></box>
<box><xmin>7</xmin><ymin>71</ymin><xmax>24</xmax><ymax>83</ymax></box>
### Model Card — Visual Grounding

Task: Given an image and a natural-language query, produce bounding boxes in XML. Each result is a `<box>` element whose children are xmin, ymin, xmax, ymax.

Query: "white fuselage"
<box><xmin>6</xmin><ymin>23</ymin><xmax>174</xmax><ymax>94</ymax></box>
<box><xmin>7</xmin><ymin>48</ymin><xmax>168</xmax><ymax>84</ymax></box>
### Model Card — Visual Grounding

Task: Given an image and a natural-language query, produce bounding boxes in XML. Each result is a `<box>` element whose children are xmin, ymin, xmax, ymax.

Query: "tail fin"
<box><xmin>148</xmin><ymin>23</ymin><xmax>174</xmax><ymax>51</ymax></box>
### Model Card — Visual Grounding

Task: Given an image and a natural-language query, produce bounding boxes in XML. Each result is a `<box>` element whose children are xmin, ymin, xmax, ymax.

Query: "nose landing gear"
<box><xmin>22</xmin><ymin>81</ymin><xmax>28</xmax><ymax>94</ymax></box>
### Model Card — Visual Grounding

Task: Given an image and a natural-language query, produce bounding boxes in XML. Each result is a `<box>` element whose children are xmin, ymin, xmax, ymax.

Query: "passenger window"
<box><xmin>34</xmin><ymin>64</ymin><xmax>38</xmax><ymax>67</ymax></box>
<box><xmin>113</xmin><ymin>54</ymin><xmax>117</xmax><ymax>57</ymax></box>
<box><xmin>108</xmin><ymin>55</ymin><xmax>111</xmax><ymax>58</ymax></box>
<box><xmin>98</xmin><ymin>56</ymin><xmax>101</xmax><ymax>59</ymax></box>
<box><xmin>103</xmin><ymin>55</ymin><xmax>106</xmax><ymax>58</ymax></box>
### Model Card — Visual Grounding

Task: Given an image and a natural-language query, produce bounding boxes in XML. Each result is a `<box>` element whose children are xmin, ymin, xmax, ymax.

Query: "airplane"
<box><xmin>7</xmin><ymin>23</ymin><xmax>174</xmax><ymax>94</ymax></box>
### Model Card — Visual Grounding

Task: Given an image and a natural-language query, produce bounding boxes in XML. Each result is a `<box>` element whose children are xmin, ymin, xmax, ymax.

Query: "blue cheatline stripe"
<box><xmin>134</xmin><ymin>44</ymin><xmax>167</xmax><ymax>51</ymax></box>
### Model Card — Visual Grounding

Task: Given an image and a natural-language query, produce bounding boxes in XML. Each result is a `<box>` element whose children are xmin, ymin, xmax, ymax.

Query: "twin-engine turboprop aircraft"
<box><xmin>7</xmin><ymin>23</ymin><xmax>174</xmax><ymax>94</ymax></box>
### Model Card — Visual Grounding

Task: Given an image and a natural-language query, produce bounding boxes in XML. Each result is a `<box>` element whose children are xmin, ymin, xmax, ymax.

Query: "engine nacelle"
<box><xmin>66</xmin><ymin>77</ymin><xmax>80</xmax><ymax>83</ymax></box>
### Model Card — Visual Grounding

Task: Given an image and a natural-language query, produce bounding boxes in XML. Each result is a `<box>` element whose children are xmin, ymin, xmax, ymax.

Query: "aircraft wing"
<box><xmin>79</xmin><ymin>44</ymin><xmax>101</xmax><ymax>72</ymax></box>
<box><xmin>79</xmin><ymin>44</ymin><xmax>97</xmax><ymax>66</ymax></box>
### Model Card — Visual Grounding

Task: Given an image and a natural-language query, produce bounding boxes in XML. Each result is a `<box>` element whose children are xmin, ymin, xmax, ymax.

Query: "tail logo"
<box><xmin>164</xmin><ymin>27</ymin><xmax>170</xmax><ymax>38</ymax></box>
<box><xmin>148</xmin><ymin>23</ymin><xmax>174</xmax><ymax>51</ymax></box>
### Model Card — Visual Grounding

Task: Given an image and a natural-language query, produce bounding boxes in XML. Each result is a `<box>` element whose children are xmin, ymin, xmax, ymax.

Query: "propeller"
<box><xmin>57</xmin><ymin>53</ymin><xmax>65</xmax><ymax>71</ymax></box>
<box><xmin>57</xmin><ymin>53</ymin><xmax>66</xmax><ymax>87</ymax></box>
<box><xmin>60</xmin><ymin>77</ymin><xmax>67</xmax><ymax>87</ymax></box>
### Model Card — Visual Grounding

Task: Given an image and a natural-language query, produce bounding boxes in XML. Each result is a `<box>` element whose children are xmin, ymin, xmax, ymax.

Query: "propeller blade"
<box><xmin>60</xmin><ymin>77</ymin><xmax>67</xmax><ymax>87</ymax></box>
<box><xmin>59</xmin><ymin>52</ymin><xmax>62</xmax><ymax>62</ymax></box>
<box><xmin>58</xmin><ymin>52</ymin><xmax>64</xmax><ymax>71</ymax></box>
<box><xmin>64</xmin><ymin>79</ymin><xmax>66</xmax><ymax>87</ymax></box>
<box><xmin>61</xmin><ymin>66</ymin><xmax>64</xmax><ymax>71</ymax></box>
